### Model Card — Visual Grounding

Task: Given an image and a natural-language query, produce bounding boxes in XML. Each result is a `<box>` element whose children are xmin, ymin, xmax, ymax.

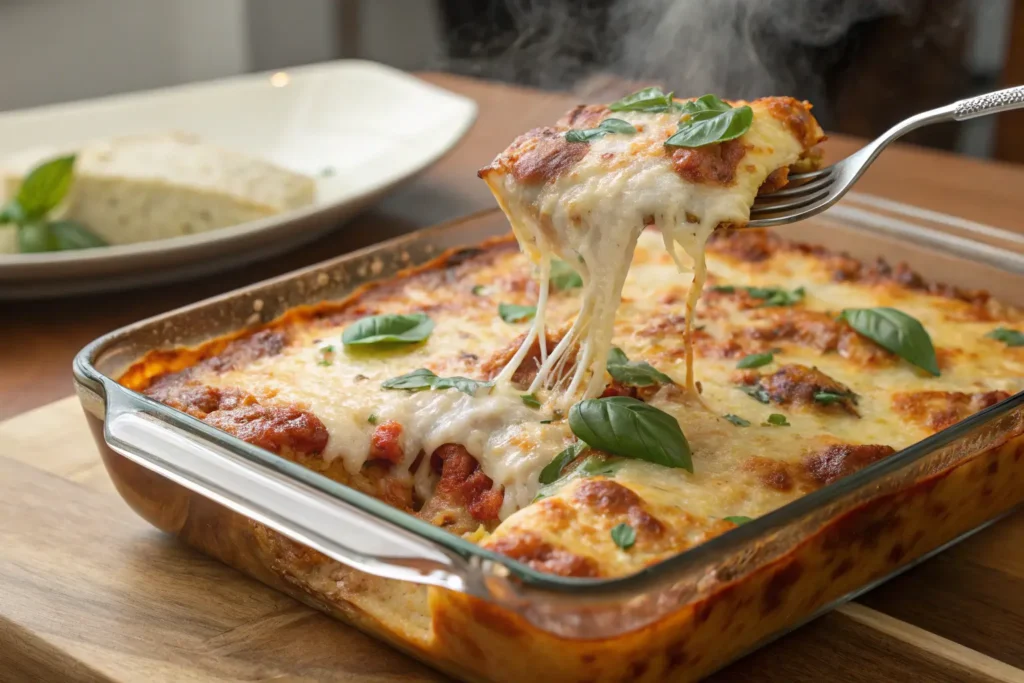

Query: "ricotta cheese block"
<box><xmin>0</xmin><ymin>132</ymin><xmax>316</xmax><ymax>249</ymax></box>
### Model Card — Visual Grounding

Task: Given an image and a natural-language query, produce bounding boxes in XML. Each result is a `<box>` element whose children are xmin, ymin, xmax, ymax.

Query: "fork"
<box><xmin>747</xmin><ymin>86</ymin><xmax>1024</xmax><ymax>227</ymax></box>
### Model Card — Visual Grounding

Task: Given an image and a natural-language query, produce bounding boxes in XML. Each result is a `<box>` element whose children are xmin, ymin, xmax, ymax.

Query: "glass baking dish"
<box><xmin>73</xmin><ymin>201</ymin><xmax>1024</xmax><ymax>682</ymax></box>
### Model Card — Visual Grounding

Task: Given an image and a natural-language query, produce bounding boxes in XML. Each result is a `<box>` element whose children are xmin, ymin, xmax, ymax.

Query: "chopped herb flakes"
<box><xmin>736</xmin><ymin>352</ymin><xmax>773</xmax><ymax>369</ymax></box>
<box><xmin>724</xmin><ymin>516</ymin><xmax>752</xmax><ymax>525</ymax></box>
<box><xmin>521</xmin><ymin>393</ymin><xmax>542</xmax><ymax>408</ymax></box>
<box><xmin>987</xmin><ymin>328</ymin><xmax>1024</xmax><ymax>347</ymax></box>
<box><xmin>723</xmin><ymin>414</ymin><xmax>751</xmax><ymax>427</ymax></box>
<box><xmin>611</xmin><ymin>523</ymin><xmax>636</xmax><ymax>550</ymax></box>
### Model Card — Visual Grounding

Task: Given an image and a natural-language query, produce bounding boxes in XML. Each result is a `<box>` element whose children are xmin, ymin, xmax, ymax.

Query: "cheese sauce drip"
<box><xmin>486</xmin><ymin>104</ymin><xmax>809</xmax><ymax>403</ymax></box>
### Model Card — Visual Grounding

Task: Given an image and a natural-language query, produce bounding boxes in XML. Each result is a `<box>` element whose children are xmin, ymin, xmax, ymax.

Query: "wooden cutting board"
<box><xmin>2</xmin><ymin>397</ymin><xmax>1024</xmax><ymax>683</ymax></box>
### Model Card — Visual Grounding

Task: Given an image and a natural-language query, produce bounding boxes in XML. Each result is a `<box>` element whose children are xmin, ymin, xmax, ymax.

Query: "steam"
<box><xmin>437</xmin><ymin>0</ymin><xmax>926</xmax><ymax>126</ymax></box>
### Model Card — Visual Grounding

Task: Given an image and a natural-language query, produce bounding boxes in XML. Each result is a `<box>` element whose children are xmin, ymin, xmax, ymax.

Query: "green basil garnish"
<box><xmin>15</xmin><ymin>222</ymin><xmax>55</xmax><ymax>253</ymax></box>
<box><xmin>608</xmin><ymin>87</ymin><xmax>680</xmax><ymax>113</ymax></box>
<box><xmin>839</xmin><ymin>307</ymin><xmax>940</xmax><ymax>376</ymax></box>
<box><xmin>342</xmin><ymin>312</ymin><xmax>434</xmax><ymax>346</ymax></box>
<box><xmin>550</xmin><ymin>259</ymin><xmax>583</xmax><ymax>291</ymax></box>
<box><xmin>665</xmin><ymin>95</ymin><xmax>753</xmax><ymax>148</ymax></box>
<box><xmin>380</xmin><ymin>368</ymin><xmax>438</xmax><ymax>391</ymax></box>
<box><xmin>813</xmin><ymin>390</ymin><xmax>858</xmax><ymax>405</ymax></box>
<box><xmin>1</xmin><ymin>155</ymin><xmax>107</xmax><ymax>253</ymax></box>
<box><xmin>610</xmin><ymin>523</ymin><xmax>636</xmax><ymax>550</ymax></box>
<box><xmin>521</xmin><ymin>393</ymin><xmax>542</xmax><ymax>408</ymax></box>
<box><xmin>12</xmin><ymin>154</ymin><xmax>76</xmax><ymax>220</ymax></box>
<box><xmin>606</xmin><ymin>347</ymin><xmax>674</xmax><ymax>387</ymax></box>
<box><xmin>738</xmin><ymin>384</ymin><xmax>770</xmax><ymax>404</ymax></box>
<box><xmin>17</xmin><ymin>220</ymin><xmax>106</xmax><ymax>252</ymax></box>
<box><xmin>724</xmin><ymin>515</ymin><xmax>752</xmax><ymax>525</ymax></box>
<box><xmin>471</xmin><ymin>285</ymin><xmax>486</xmax><ymax>296</ymax></box>
<box><xmin>723</xmin><ymin>414</ymin><xmax>751</xmax><ymax>427</ymax></box>
<box><xmin>764</xmin><ymin>413</ymin><xmax>790</xmax><ymax>426</ymax></box>
<box><xmin>432</xmin><ymin>376</ymin><xmax>494</xmax><ymax>395</ymax></box>
<box><xmin>569</xmin><ymin>396</ymin><xmax>692</xmax><ymax>472</ymax></box>
<box><xmin>565</xmin><ymin>118</ymin><xmax>637</xmax><ymax>143</ymax></box>
<box><xmin>748</xmin><ymin>286</ymin><xmax>805</xmax><ymax>307</ymax></box>
<box><xmin>736</xmin><ymin>352</ymin><xmax>773</xmax><ymax>369</ymax></box>
<box><xmin>987</xmin><ymin>328</ymin><xmax>1024</xmax><ymax>347</ymax></box>
<box><xmin>534</xmin><ymin>454</ymin><xmax>623</xmax><ymax>501</ymax></box>
<box><xmin>711</xmin><ymin>284</ymin><xmax>804</xmax><ymax>307</ymax></box>
<box><xmin>539</xmin><ymin>442</ymin><xmax>585</xmax><ymax>485</ymax></box>
<box><xmin>381</xmin><ymin>368</ymin><xmax>493</xmax><ymax>396</ymax></box>
<box><xmin>367</xmin><ymin>413</ymin><xmax>378</xmax><ymax>425</ymax></box>
<box><xmin>498</xmin><ymin>303</ymin><xmax>537</xmax><ymax>323</ymax></box>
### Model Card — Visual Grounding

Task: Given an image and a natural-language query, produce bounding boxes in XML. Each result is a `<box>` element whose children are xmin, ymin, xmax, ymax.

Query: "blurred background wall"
<box><xmin>0</xmin><ymin>0</ymin><xmax>1020</xmax><ymax>161</ymax></box>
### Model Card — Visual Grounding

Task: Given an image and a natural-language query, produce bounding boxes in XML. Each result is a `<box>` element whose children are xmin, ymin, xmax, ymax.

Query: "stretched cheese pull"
<box><xmin>479</xmin><ymin>90</ymin><xmax>824</xmax><ymax>402</ymax></box>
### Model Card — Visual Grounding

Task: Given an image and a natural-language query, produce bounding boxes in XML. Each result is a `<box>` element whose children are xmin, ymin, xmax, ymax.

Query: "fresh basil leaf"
<box><xmin>534</xmin><ymin>454</ymin><xmax>623</xmax><ymax>500</ymax></box>
<box><xmin>679</xmin><ymin>94</ymin><xmax>733</xmax><ymax>116</ymax></box>
<box><xmin>550</xmin><ymin>259</ymin><xmax>583</xmax><ymax>291</ymax></box>
<box><xmin>723</xmin><ymin>414</ymin><xmax>751</xmax><ymax>427</ymax></box>
<box><xmin>713</xmin><ymin>284</ymin><xmax>804</xmax><ymax>307</ymax></box>
<box><xmin>343</xmin><ymin>313</ymin><xmax>434</xmax><ymax>346</ymax></box>
<box><xmin>576</xmin><ymin>454</ymin><xmax>621</xmax><ymax>477</ymax></box>
<box><xmin>569</xmin><ymin>396</ymin><xmax>692</xmax><ymax>471</ymax></box>
<box><xmin>381</xmin><ymin>368</ymin><xmax>491</xmax><ymax>396</ymax></box>
<box><xmin>367</xmin><ymin>413</ymin><xmax>378</xmax><ymax>425</ymax></box>
<box><xmin>16</xmin><ymin>222</ymin><xmax>55</xmax><ymax>253</ymax></box>
<box><xmin>566</xmin><ymin>117</ymin><xmax>638</xmax><ymax>143</ymax></box>
<box><xmin>521</xmin><ymin>393</ymin><xmax>542</xmax><ymax>409</ymax></box>
<box><xmin>17</xmin><ymin>155</ymin><xmax>76</xmax><ymax>220</ymax></box>
<box><xmin>764</xmin><ymin>413</ymin><xmax>790</xmax><ymax>426</ymax></box>
<box><xmin>0</xmin><ymin>200</ymin><xmax>25</xmax><ymax>225</ymax></box>
<box><xmin>986</xmin><ymin>328</ymin><xmax>1024</xmax><ymax>347</ymax></box>
<box><xmin>606</xmin><ymin>346</ymin><xmax>674</xmax><ymax>387</ymax></box>
<box><xmin>738</xmin><ymin>384</ymin><xmax>770</xmax><ymax>404</ymax></box>
<box><xmin>736</xmin><ymin>352</ymin><xmax>773</xmax><ymax>369</ymax></box>
<box><xmin>381</xmin><ymin>368</ymin><xmax>438</xmax><ymax>391</ymax></box>
<box><xmin>724</xmin><ymin>515</ymin><xmax>752</xmax><ymax>525</ymax></box>
<box><xmin>498</xmin><ymin>303</ymin><xmax>536</xmax><ymax>323</ymax></box>
<box><xmin>813</xmin><ymin>390</ymin><xmax>857</xmax><ymax>405</ymax></box>
<box><xmin>665</xmin><ymin>96</ymin><xmax>753</xmax><ymax>148</ymax></box>
<box><xmin>48</xmin><ymin>220</ymin><xmax>106</xmax><ymax>250</ymax></box>
<box><xmin>471</xmin><ymin>285</ymin><xmax>486</xmax><ymax>296</ymax></box>
<box><xmin>840</xmin><ymin>307</ymin><xmax>939</xmax><ymax>376</ymax></box>
<box><xmin>747</xmin><ymin>286</ymin><xmax>805</xmax><ymax>307</ymax></box>
<box><xmin>539</xmin><ymin>442</ymin><xmax>584</xmax><ymax>485</ymax></box>
<box><xmin>432</xmin><ymin>376</ymin><xmax>494</xmax><ymax>396</ymax></box>
<box><xmin>608</xmin><ymin>87</ymin><xmax>680</xmax><ymax>113</ymax></box>
<box><xmin>610</xmin><ymin>523</ymin><xmax>636</xmax><ymax>550</ymax></box>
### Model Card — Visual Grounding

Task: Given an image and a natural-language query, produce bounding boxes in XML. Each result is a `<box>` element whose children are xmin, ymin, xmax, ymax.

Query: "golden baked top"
<box><xmin>122</xmin><ymin>223</ymin><xmax>1024</xmax><ymax>579</ymax></box>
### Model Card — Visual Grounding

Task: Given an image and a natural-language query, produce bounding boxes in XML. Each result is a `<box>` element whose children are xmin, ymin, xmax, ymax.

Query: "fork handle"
<box><xmin>952</xmin><ymin>85</ymin><xmax>1024</xmax><ymax>121</ymax></box>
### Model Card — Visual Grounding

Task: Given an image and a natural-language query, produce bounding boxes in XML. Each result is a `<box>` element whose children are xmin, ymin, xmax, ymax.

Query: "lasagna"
<box><xmin>116</xmin><ymin>90</ymin><xmax>1024</xmax><ymax>681</ymax></box>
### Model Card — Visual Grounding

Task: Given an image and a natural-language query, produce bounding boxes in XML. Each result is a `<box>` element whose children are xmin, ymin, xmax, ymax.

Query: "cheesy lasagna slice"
<box><xmin>479</xmin><ymin>90</ymin><xmax>824</xmax><ymax>399</ymax></box>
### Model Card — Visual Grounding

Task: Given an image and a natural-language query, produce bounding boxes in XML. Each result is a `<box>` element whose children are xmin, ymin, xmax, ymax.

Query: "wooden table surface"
<box><xmin>2</xmin><ymin>72</ymin><xmax>1024</xmax><ymax>683</ymax></box>
<box><xmin>5</xmin><ymin>71</ymin><xmax>1024</xmax><ymax>421</ymax></box>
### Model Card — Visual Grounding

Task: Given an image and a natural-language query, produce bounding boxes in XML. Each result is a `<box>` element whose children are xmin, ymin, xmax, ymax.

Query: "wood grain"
<box><xmin>1</xmin><ymin>399</ymin><xmax>1023</xmax><ymax>682</ymax></box>
<box><xmin>6</xmin><ymin>71</ymin><xmax>1024</xmax><ymax>420</ymax></box>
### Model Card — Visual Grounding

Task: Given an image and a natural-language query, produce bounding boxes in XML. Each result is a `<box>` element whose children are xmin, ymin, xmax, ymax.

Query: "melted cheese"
<box><xmin>166</xmin><ymin>229</ymin><xmax>1024</xmax><ymax>535</ymax></box>
<box><xmin>482</xmin><ymin>102</ymin><xmax>811</xmax><ymax>402</ymax></box>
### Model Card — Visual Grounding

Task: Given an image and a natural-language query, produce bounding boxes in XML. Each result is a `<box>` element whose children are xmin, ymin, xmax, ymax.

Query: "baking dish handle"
<box><xmin>101</xmin><ymin>384</ymin><xmax>486</xmax><ymax>595</ymax></box>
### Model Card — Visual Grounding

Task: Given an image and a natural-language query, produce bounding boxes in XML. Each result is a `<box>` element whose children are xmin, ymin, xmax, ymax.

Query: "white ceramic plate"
<box><xmin>0</xmin><ymin>60</ymin><xmax>477</xmax><ymax>299</ymax></box>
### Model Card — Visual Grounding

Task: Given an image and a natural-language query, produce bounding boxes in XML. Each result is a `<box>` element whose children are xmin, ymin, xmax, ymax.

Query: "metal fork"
<box><xmin>747</xmin><ymin>86</ymin><xmax>1024</xmax><ymax>228</ymax></box>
